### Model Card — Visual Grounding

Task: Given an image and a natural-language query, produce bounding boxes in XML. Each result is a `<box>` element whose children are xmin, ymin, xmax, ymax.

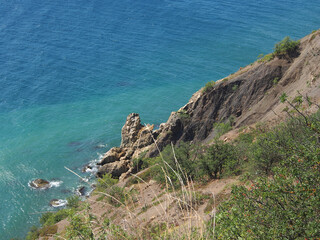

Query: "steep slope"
<box><xmin>36</xmin><ymin>31</ymin><xmax>320</xmax><ymax>239</ymax></box>
<box><xmin>97</xmin><ymin>31</ymin><xmax>320</xmax><ymax>179</ymax></box>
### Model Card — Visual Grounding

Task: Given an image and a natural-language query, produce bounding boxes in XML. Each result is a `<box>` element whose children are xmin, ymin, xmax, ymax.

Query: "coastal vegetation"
<box><xmin>257</xmin><ymin>36</ymin><xmax>300</xmax><ymax>63</ymax></box>
<box><xmin>202</xmin><ymin>80</ymin><xmax>215</xmax><ymax>93</ymax></box>
<box><xmin>24</xmin><ymin>32</ymin><xmax>320</xmax><ymax>239</ymax></box>
<box><xmin>274</xmin><ymin>36</ymin><xmax>300</xmax><ymax>57</ymax></box>
<box><xmin>26</xmin><ymin>94</ymin><xmax>320</xmax><ymax>239</ymax></box>
<box><xmin>204</xmin><ymin>36</ymin><xmax>300</xmax><ymax>93</ymax></box>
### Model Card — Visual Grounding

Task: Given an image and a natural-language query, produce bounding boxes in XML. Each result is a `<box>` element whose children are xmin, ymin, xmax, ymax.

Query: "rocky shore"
<box><xmin>30</xmin><ymin>31</ymin><xmax>320</xmax><ymax>240</ymax></box>
<box><xmin>96</xmin><ymin>31</ymin><xmax>320</xmax><ymax>180</ymax></box>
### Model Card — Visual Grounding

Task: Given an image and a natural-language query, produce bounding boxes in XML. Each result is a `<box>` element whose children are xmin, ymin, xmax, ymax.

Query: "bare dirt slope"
<box><xmin>49</xmin><ymin>176</ymin><xmax>238</xmax><ymax>239</ymax></box>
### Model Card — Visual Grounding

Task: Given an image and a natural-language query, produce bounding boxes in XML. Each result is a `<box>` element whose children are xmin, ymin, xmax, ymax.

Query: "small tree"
<box><xmin>199</xmin><ymin>140</ymin><xmax>238</xmax><ymax>179</ymax></box>
<box><xmin>274</xmin><ymin>36</ymin><xmax>300</xmax><ymax>57</ymax></box>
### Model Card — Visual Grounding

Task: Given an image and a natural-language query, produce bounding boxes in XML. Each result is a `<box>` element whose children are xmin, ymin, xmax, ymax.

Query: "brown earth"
<box><xmin>44</xmin><ymin>176</ymin><xmax>238</xmax><ymax>239</ymax></box>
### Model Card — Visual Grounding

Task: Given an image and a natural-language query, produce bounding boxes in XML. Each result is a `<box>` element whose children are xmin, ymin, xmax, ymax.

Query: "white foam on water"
<box><xmin>97</xmin><ymin>144</ymin><xmax>108</xmax><ymax>148</ymax></box>
<box><xmin>85</xmin><ymin>165</ymin><xmax>98</xmax><ymax>174</ymax></box>
<box><xmin>51</xmin><ymin>199</ymin><xmax>67</xmax><ymax>208</ymax></box>
<box><xmin>49</xmin><ymin>180</ymin><xmax>63</xmax><ymax>188</ymax></box>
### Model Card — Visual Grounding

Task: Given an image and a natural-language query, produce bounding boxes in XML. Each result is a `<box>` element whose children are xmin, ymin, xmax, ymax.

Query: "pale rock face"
<box><xmin>98</xmin><ymin>147</ymin><xmax>126</xmax><ymax>166</ymax></box>
<box><xmin>120</xmin><ymin>113</ymin><xmax>143</xmax><ymax>148</ymax></box>
<box><xmin>97</xmin><ymin>113</ymin><xmax>155</xmax><ymax>179</ymax></box>
<box><xmin>96</xmin><ymin>160</ymin><xmax>130</xmax><ymax>178</ymax></box>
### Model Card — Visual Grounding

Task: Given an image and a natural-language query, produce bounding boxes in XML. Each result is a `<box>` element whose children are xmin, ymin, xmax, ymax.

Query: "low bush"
<box><xmin>95</xmin><ymin>173</ymin><xmax>136</xmax><ymax>207</ymax></box>
<box><xmin>96</xmin><ymin>173</ymin><xmax>118</xmax><ymax>192</ymax></box>
<box><xmin>216</xmin><ymin>153</ymin><xmax>320</xmax><ymax>239</ymax></box>
<box><xmin>199</xmin><ymin>140</ymin><xmax>239</xmax><ymax>179</ymax></box>
<box><xmin>257</xmin><ymin>53</ymin><xmax>274</xmax><ymax>63</ymax></box>
<box><xmin>215</xmin><ymin>105</ymin><xmax>320</xmax><ymax>239</ymax></box>
<box><xmin>25</xmin><ymin>226</ymin><xmax>40</xmax><ymax>240</ymax></box>
<box><xmin>40</xmin><ymin>209</ymin><xmax>73</xmax><ymax>227</ymax></box>
<box><xmin>213</xmin><ymin>115</ymin><xmax>235</xmax><ymax>138</ymax></box>
<box><xmin>39</xmin><ymin>225</ymin><xmax>58</xmax><ymax>237</ymax></box>
<box><xmin>67</xmin><ymin>195</ymin><xmax>81</xmax><ymax>209</ymax></box>
<box><xmin>274</xmin><ymin>36</ymin><xmax>300</xmax><ymax>57</ymax></box>
<box><xmin>202</xmin><ymin>80</ymin><xmax>215</xmax><ymax>93</ymax></box>
<box><xmin>151</xmin><ymin>142</ymin><xmax>198</xmax><ymax>189</ymax></box>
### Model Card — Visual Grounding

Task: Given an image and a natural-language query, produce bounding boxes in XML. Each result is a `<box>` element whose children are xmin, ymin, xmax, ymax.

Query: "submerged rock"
<box><xmin>29</xmin><ymin>179</ymin><xmax>50</xmax><ymax>189</ymax></box>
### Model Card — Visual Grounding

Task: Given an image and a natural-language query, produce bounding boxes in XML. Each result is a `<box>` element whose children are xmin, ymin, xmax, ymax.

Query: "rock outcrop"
<box><xmin>49</xmin><ymin>199</ymin><xmax>67</xmax><ymax>207</ymax></box>
<box><xmin>29</xmin><ymin>179</ymin><xmax>50</xmax><ymax>189</ymax></box>
<box><xmin>97</xmin><ymin>32</ymin><xmax>320</xmax><ymax>179</ymax></box>
<box><xmin>96</xmin><ymin>113</ymin><xmax>155</xmax><ymax>178</ymax></box>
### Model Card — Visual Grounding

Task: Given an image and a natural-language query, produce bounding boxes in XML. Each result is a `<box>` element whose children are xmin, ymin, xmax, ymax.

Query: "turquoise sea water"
<box><xmin>0</xmin><ymin>0</ymin><xmax>319</xmax><ymax>238</ymax></box>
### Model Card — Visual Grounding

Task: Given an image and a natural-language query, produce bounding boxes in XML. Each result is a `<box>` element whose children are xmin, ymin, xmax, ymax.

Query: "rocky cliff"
<box><xmin>97</xmin><ymin>31</ymin><xmax>320</xmax><ymax>179</ymax></box>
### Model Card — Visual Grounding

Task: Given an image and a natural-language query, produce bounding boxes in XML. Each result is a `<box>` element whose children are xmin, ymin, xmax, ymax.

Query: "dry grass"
<box><xmin>48</xmin><ymin>122</ymin><xmax>244</xmax><ymax>240</ymax></box>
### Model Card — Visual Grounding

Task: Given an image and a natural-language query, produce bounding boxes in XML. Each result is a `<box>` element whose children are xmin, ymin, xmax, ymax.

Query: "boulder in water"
<box><xmin>50</xmin><ymin>199</ymin><xmax>67</xmax><ymax>207</ymax></box>
<box><xmin>76</xmin><ymin>186</ymin><xmax>86</xmax><ymax>196</ymax></box>
<box><xmin>29</xmin><ymin>179</ymin><xmax>50</xmax><ymax>189</ymax></box>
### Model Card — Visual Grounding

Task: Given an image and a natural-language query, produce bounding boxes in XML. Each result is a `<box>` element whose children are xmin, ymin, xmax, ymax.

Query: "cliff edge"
<box><xmin>97</xmin><ymin>31</ymin><xmax>320</xmax><ymax>179</ymax></box>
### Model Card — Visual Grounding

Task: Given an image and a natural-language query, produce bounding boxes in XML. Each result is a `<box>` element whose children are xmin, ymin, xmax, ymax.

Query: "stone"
<box><xmin>96</xmin><ymin>160</ymin><xmax>130</xmax><ymax>178</ymax></box>
<box><xmin>120</xmin><ymin>113</ymin><xmax>143</xmax><ymax>148</ymax></box>
<box><xmin>49</xmin><ymin>199</ymin><xmax>67</xmax><ymax>207</ymax></box>
<box><xmin>82</xmin><ymin>165</ymin><xmax>92</xmax><ymax>172</ymax></box>
<box><xmin>76</xmin><ymin>186</ymin><xmax>86</xmax><ymax>196</ymax></box>
<box><xmin>29</xmin><ymin>179</ymin><xmax>50</xmax><ymax>189</ymax></box>
<box><xmin>132</xmin><ymin>124</ymin><xmax>154</xmax><ymax>149</ymax></box>
<box><xmin>50</xmin><ymin>199</ymin><xmax>59</xmax><ymax>206</ymax></box>
<box><xmin>98</xmin><ymin>147</ymin><xmax>126</xmax><ymax>165</ymax></box>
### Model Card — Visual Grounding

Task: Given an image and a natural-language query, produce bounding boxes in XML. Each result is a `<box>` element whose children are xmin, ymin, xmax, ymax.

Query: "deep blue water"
<box><xmin>0</xmin><ymin>0</ymin><xmax>319</xmax><ymax>238</ymax></box>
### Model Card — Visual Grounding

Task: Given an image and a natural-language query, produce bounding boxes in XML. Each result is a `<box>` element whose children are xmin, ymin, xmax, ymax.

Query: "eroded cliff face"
<box><xmin>97</xmin><ymin>31</ymin><xmax>320</xmax><ymax>179</ymax></box>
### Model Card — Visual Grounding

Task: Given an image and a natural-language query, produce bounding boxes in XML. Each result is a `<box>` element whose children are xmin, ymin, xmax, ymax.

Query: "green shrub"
<box><xmin>199</xmin><ymin>140</ymin><xmax>238</xmax><ymax>179</ymax></box>
<box><xmin>213</xmin><ymin>115</ymin><xmax>235</xmax><ymax>138</ymax></box>
<box><xmin>232</xmin><ymin>84</ymin><xmax>238</xmax><ymax>91</ymax></box>
<box><xmin>273</xmin><ymin>77</ymin><xmax>279</xmax><ymax>85</ymax></box>
<box><xmin>95</xmin><ymin>173</ymin><xmax>136</xmax><ymax>207</ymax></box>
<box><xmin>215</xmin><ymin>108</ymin><xmax>320</xmax><ymax>239</ymax></box>
<box><xmin>65</xmin><ymin>207</ymin><xmax>128</xmax><ymax>239</ymax></box>
<box><xmin>67</xmin><ymin>195</ymin><xmax>81</xmax><ymax>209</ymax></box>
<box><xmin>274</xmin><ymin>36</ymin><xmax>300</xmax><ymax>57</ymax></box>
<box><xmin>202</xmin><ymin>80</ymin><xmax>215</xmax><ymax>93</ymax></box>
<box><xmin>152</xmin><ymin>142</ymin><xmax>198</xmax><ymax>188</ymax></box>
<box><xmin>250</xmin><ymin>130</ymin><xmax>286</xmax><ymax>175</ymax></box>
<box><xmin>96</xmin><ymin>173</ymin><xmax>118</xmax><ymax>192</ymax></box>
<box><xmin>39</xmin><ymin>225</ymin><xmax>58</xmax><ymax>237</ymax></box>
<box><xmin>125</xmin><ymin>167</ymin><xmax>153</xmax><ymax>186</ymax></box>
<box><xmin>106</xmin><ymin>186</ymin><xmax>128</xmax><ymax>207</ymax></box>
<box><xmin>25</xmin><ymin>226</ymin><xmax>40</xmax><ymax>240</ymax></box>
<box><xmin>216</xmin><ymin>152</ymin><xmax>320</xmax><ymax>239</ymax></box>
<box><xmin>236</xmin><ymin>132</ymin><xmax>254</xmax><ymax>144</ymax></box>
<box><xmin>150</xmin><ymin>139</ymin><xmax>241</xmax><ymax>187</ymax></box>
<box><xmin>66</xmin><ymin>213</ymin><xmax>95</xmax><ymax>239</ymax></box>
<box><xmin>257</xmin><ymin>53</ymin><xmax>275</xmax><ymax>63</ymax></box>
<box><xmin>40</xmin><ymin>209</ymin><xmax>72</xmax><ymax>226</ymax></box>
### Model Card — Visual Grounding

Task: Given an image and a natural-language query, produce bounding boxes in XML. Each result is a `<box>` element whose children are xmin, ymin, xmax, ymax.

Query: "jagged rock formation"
<box><xmin>96</xmin><ymin>113</ymin><xmax>155</xmax><ymax>178</ymax></box>
<box><xmin>97</xmin><ymin>32</ymin><xmax>320</xmax><ymax>179</ymax></box>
